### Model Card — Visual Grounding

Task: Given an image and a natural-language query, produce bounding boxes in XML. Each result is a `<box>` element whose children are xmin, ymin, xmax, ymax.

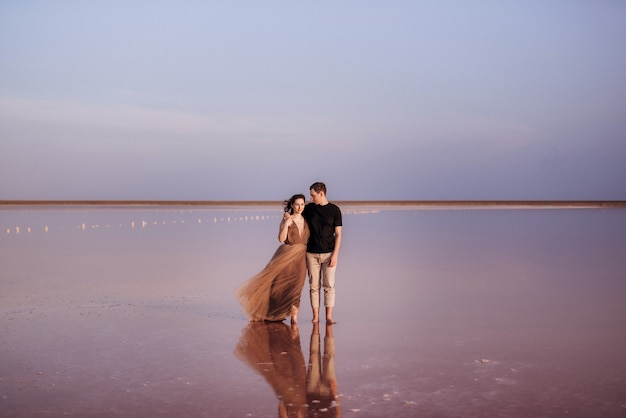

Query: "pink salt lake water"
<box><xmin>1</xmin><ymin>204</ymin><xmax>625</xmax><ymax>417</ymax></box>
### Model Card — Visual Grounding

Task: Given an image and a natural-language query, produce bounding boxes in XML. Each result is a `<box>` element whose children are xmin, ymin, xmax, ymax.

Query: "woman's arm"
<box><xmin>278</xmin><ymin>216</ymin><xmax>292</xmax><ymax>243</ymax></box>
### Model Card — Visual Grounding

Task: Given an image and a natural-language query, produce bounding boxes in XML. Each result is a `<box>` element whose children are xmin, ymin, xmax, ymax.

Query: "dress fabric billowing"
<box><xmin>236</xmin><ymin>220</ymin><xmax>309</xmax><ymax>321</ymax></box>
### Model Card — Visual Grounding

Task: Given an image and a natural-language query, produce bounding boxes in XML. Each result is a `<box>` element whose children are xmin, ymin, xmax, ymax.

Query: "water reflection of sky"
<box><xmin>3</xmin><ymin>205</ymin><xmax>626</xmax><ymax>318</ymax></box>
<box><xmin>2</xmin><ymin>205</ymin><xmax>626</xmax><ymax>417</ymax></box>
<box><xmin>3</xmin><ymin>205</ymin><xmax>625</xmax><ymax>311</ymax></box>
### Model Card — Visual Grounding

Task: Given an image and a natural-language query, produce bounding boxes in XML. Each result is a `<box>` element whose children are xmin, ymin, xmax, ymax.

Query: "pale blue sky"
<box><xmin>1</xmin><ymin>1</ymin><xmax>625</xmax><ymax>200</ymax></box>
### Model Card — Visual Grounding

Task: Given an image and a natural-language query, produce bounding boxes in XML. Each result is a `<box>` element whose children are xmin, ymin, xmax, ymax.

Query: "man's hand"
<box><xmin>329</xmin><ymin>253</ymin><xmax>338</xmax><ymax>268</ymax></box>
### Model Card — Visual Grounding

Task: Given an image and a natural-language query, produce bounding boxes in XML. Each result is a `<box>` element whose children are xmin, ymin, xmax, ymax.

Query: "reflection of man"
<box><xmin>306</xmin><ymin>322</ymin><xmax>341</xmax><ymax>417</ymax></box>
<box><xmin>234</xmin><ymin>322</ymin><xmax>307</xmax><ymax>417</ymax></box>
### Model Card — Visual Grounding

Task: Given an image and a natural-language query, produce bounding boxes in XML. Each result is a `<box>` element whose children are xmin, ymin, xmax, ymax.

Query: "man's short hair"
<box><xmin>310</xmin><ymin>182</ymin><xmax>326</xmax><ymax>194</ymax></box>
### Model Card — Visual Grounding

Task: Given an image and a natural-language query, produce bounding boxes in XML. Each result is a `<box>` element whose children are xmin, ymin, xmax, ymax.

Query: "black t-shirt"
<box><xmin>303</xmin><ymin>202</ymin><xmax>342</xmax><ymax>253</ymax></box>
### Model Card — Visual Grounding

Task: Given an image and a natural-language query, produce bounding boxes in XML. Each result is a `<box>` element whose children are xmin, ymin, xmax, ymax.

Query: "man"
<box><xmin>302</xmin><ymin>182</ymin><xmax>342</xmax><ymax>324</ymax></box>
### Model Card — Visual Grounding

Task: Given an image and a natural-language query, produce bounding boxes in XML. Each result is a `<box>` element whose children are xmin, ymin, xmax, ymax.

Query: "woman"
<box><xmin>236</xmin><ymin>194</ymin><xmax>310</xmax><ymax>324</ymax></box>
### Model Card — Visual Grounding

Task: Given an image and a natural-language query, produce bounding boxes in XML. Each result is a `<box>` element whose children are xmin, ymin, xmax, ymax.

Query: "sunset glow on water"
<box><xmin>2</xmin><ymin>205</ymin><xmax>625</xmax><ymax>417</ymax></box>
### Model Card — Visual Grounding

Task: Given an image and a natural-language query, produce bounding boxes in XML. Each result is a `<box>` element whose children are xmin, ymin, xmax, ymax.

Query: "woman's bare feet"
<box><xmin>290</xmin><ymin>306</ymin><xmax>299</xmax><ymax>324</ymax></box>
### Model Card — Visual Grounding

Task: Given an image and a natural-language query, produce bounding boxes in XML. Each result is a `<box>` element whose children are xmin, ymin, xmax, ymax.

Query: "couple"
<box><xmin>236</xmin><ymin>182</ymin><xmax>342</xmax><ymax>324</ymax></box>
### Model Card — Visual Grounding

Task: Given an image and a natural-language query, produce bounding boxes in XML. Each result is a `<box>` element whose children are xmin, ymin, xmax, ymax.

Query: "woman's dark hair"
<box><xmin>282</xmin><ymin>193</ymin><xmax>306</xmax><ymax>214</ymax></box>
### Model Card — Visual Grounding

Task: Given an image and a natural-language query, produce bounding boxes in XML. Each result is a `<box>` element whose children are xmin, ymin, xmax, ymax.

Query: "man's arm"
<box><xmin>329</xmin><ymin>226</ymin><xmax>342</xmax><ymax>267</ymax></box>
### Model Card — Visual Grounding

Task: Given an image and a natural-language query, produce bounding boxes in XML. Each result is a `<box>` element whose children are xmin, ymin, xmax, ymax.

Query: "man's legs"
<box><xmin>307</xmin><ymin>252</ymin><xmax>322</xmax><ymax>323</ymax></box>
<box><xmin>307</xmin><ymin>252</ymin><xmax>336</xmax><ymax>323</ymax></box>
<box><xmin>320</xmin><ymin>254</ymin><xmax>336</xmax><ymax>324</ymax></box>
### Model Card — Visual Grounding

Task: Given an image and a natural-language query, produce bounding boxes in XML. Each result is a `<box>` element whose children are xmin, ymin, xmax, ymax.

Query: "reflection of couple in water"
<box><xmin>235</xmin><ymin>321</ymin><xmax>340</xmax><ymax>418</ymax></box>
<box><xmin>236</xmin><ymin>182</ymin><xmax>342</xmax><ymax>324</ymax></box>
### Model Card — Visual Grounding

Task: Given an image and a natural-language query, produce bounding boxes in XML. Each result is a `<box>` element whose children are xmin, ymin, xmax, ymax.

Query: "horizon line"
<box><xmin>1</xmin><ymin>200</ymin><xmax>625</xmax><ymax>208</ymax></box>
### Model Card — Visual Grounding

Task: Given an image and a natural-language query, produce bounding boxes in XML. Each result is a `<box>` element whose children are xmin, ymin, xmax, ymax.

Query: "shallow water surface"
<box><xmin>1</xmin><ymin>205</ymin><xmax>625</xmax><ymax>417</ymax></box>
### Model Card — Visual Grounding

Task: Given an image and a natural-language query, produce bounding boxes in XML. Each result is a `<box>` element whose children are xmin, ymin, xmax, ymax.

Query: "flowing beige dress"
<box><xmin>236</xmin><ymin>220</ymin><xmax>309</xmax><ymax>321</ymax></box>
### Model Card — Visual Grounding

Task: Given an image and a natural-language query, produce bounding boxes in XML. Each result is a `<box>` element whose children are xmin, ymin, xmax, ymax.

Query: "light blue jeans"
<box><xmin>306</xmin><ymin>252</ymin><xmax>336</xmax><ymax>308</ymax></box>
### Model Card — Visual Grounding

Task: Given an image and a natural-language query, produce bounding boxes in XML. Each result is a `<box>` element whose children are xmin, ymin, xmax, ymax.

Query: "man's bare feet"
<box><xmin>312</xmin><ymin>307</ymin><xmax>319</xmax><ymax>323</ymax></box>
<box><xmin>325</xmin><ymin>307</ymin><xmax>335</xmax><ymax>324</ymax></box>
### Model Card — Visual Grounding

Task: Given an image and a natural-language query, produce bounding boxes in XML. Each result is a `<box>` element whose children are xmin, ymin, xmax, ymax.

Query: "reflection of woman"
<box><xmin>236</xmin><ymin>194</ymin><xmax>310</xmax><ymax>323</ymax></box>
<box><xmin>234</xmin><ymin>322</ymin><xmax>307</xmax><ymax>418</ymax></box>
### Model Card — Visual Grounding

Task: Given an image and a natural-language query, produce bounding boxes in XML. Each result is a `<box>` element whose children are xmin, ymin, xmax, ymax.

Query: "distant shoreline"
<box><xmin>1</xmin><ymin>200</ymin><xmax>624</xmax><ymax>208</ymax></box>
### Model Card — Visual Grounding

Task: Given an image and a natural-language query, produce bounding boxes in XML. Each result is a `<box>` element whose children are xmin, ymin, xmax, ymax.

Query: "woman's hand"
<box><xmin>278</xmin><ymin>214</ymin><xmax>293</xmax><ymax>242</ymax></box>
